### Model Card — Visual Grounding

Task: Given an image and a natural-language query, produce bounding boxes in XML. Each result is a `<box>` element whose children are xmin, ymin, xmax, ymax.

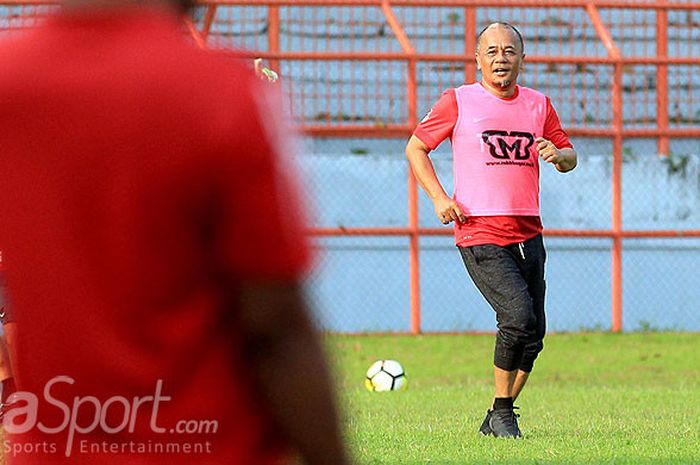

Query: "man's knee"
<box><xmin>496</xmin><ymin>297</ymin><xmax>537</xmax><ymax>347</ymax></box>
<box><xmin>519</xmin><ymin>339</ymin><xmax>544</xmax><ymax>373</ymax></box>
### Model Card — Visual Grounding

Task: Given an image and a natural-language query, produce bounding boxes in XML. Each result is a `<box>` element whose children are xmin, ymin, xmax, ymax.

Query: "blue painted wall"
<box><xmin>300</xmin><ymin>138</ymin><xmax>700</xmax><ymax>332</ymax></box>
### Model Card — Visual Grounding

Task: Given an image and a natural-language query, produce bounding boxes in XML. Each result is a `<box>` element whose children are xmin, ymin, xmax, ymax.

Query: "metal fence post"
<box><xmin>381</xmin><ymin>0</ymin><xmax>420</xmax><ymax>333</ymax></box>
<box><xmin>586</xmin><ymin>2</ymin><xmax>624</xmax><ymax>332</ymax></box>
<box><xmin>656</xmin><ymin>0</ymin><xmax>669</xmax><ymax>156</ymax></box>
<box><xmin>612</xmin><ymin>62</ymin><xmax>624</xmax><ymax>333</ymax></box>
<box><xmin>464</xmin><ymin>6</ymin><xmax>477</xmax><ymax>83</ymax></box>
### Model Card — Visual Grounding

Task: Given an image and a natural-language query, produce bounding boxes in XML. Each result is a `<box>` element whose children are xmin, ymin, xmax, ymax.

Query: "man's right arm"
<box><xmin>405</xmin><ymin>135</ymin><xmax>465</xmax><ymax>225</ymax></box>
<box><xmin>406</xmin><ymin>90</ymin><xmax>465</xmax><ymax>225</ymax></box>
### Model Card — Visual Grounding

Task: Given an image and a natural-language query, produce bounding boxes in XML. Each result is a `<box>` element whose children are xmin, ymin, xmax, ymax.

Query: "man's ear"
<box><xmin>475</xmin><ymin>53</ymin><xmax>481</xmax><ymax>71</ymax></box>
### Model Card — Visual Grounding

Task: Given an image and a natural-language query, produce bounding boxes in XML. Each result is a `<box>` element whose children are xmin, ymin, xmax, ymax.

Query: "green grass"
<box><xmin>327</xmin><ymin>333</ymin><xmax>700</xmax><ymax>465</ymax></box>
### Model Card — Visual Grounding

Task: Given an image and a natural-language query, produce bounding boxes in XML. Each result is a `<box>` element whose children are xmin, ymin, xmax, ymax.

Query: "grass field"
<box><xmin>328</xmin><ymin>333</ymin><xmax>700</xmax><ymax>465</ymax></box>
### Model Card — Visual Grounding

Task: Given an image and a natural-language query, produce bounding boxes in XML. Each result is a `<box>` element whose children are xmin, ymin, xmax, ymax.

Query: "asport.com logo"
<box><xmin>2</xmin><ymin>376</ymin><xmax>217</xmax><ymax>458</ymax></box>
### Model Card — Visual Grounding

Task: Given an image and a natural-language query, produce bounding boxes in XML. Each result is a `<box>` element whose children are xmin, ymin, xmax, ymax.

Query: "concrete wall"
<box><xmin>300</xmin><ymin>139</ymin><xmax>700</xmax><ymax>332</ymax></box>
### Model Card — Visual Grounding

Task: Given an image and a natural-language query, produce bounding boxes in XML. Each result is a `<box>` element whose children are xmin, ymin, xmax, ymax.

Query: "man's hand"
<box><xmin>405</xmin><ymin>135</ymin><xmax>465</xmax><ymax>225</ymax></box>
<box><xmin>254</xmin><ymin>58</ymin><xmax>279</xmax><ymax>83</ymax></box>
<box><xmin>536</xmin><ymin>137</ymin><xmax>562</xmax><ymax>164</ymax></box>
<box><xmin>536</xmin><ymin>137</ymin><xmax>577</xmax><ymax>172</ymax></box>
<box><xmin>434</xmin><ymin>195</ymin><xmax>466</xmax><ymax>225</ymax></box>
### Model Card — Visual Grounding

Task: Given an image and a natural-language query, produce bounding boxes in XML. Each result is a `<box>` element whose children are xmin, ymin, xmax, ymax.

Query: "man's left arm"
<box><xmin>536</xmin><ymin>138</ymin><xmax>577</xmax><ymax>173</ymax></box>
<box><xmin>537</xmin><ymin>97</ymin><xmax>578</xmax><ymax>173</ymax></box>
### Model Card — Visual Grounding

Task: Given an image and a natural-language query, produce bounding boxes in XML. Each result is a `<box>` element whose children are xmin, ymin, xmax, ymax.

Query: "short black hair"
<box><xmin>476</xmin><ymin>22</ymin><xmax>524</xmax><ymax>52</ymax></box>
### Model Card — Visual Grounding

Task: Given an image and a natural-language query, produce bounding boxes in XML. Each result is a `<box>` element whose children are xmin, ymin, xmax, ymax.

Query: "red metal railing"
<box><xmin>2</xmin><ymin>0</ymin><xmax>699</xmax><ymax>332</ymax></box>
<box><xmin>199</xmin><ymin>0</ymin><xmax>700</xmax><ymax>333</ymax></box>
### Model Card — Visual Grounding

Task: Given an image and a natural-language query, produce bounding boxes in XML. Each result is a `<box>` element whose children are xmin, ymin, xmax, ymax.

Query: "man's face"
<box><xmin>475</xmin><ymin>26</ymin><xmax>524</xmax><ymax>91</ymax></box>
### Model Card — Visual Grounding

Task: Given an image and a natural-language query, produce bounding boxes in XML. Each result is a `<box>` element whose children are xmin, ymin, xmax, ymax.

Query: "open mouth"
<box><xmin>493</xmin><ymin>68</ymin><xmax>510</xmax><ymax>76</ymax></box>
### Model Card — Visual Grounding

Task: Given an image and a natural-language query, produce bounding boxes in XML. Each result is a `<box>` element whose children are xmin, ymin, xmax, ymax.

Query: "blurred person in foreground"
<box><xmin>0</xmin><ymin>332</ymin><xmax>14</xmax><ymax>413</ymax></box>
<box><xmin>0</xmin><ymin>1</ymin><xmax>350</xmax><ymax>464</ymax></box>
<box><xmin>405</xmin><ymin>23</ymin><xmax>577</xmax><ymax>438</ymax></box>
<box><xmin>0</xmin><ymin>265</ymin><xmax>17</xmax><ymax>417</ymax></box>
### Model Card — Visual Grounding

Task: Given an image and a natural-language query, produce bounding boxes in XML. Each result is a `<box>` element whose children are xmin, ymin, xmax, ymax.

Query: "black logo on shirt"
<box><xmin>482</xmin><ymin>130</ymin><xmax>535</xmax><ymax>161</ymax></box>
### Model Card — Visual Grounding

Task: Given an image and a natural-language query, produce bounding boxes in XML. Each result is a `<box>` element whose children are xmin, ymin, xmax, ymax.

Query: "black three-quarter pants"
<box><xmin>459</xmin><ymin>234</ymin><xmax>547</xmax><ymax>373</ymax></box>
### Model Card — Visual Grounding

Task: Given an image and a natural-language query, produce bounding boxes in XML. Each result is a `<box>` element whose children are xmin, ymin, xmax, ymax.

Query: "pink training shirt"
<box><xmin>452</xmin><ymin>83</ymin><xmax>547</xmax><ymax>218</ymax></box>
<box><xmin>413</xmin><ymin>84</ymin><xmax>572</xmax><ymax>247</ymax></box>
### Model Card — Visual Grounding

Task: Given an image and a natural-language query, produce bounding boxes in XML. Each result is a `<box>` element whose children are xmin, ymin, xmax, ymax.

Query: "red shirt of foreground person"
<box><xmin>0</xmin><ymin>3</ymin><xmax>339</xmax><ymax>465</ymax></box>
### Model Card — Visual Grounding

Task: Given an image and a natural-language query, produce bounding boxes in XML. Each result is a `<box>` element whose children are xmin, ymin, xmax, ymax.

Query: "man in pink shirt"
<box><xmin>405</xmin><ymin>23</ymin><xmax>577</xmax><ymax>438</ymax></box>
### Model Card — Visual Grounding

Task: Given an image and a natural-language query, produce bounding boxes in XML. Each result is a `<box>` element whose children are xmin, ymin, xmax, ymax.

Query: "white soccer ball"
<box><xmin>365</xmin><ymin>360</ymin><xmax>407</xmax><ymax>392</ymax></box>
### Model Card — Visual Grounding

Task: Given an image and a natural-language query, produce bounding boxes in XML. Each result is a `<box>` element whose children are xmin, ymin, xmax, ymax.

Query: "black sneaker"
<box><xmin>488</xmin><ymin>406</ymin><xmax>522</xmax><ymax>438</ymax></box>
<box><xmin>479</xmin><ymin>410</ymin><xmax>493</xmax><ymax>435</ymax></box>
